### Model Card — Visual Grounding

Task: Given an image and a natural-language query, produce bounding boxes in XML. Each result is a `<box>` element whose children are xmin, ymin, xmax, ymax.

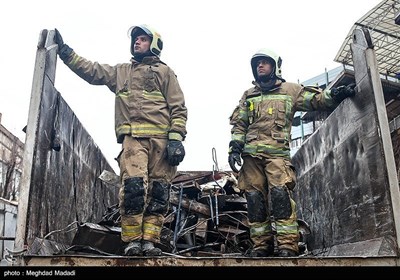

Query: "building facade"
<box><xmin>0</xmin><ymin>112</ymin><xmax>24</xmax><ymax>265</ymax></box>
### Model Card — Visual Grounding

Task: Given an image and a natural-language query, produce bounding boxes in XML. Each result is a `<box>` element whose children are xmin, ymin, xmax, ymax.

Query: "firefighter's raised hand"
<box><xmin>331</xmin><ymin>83</ymin><xmax>356</xmax><ymax>103</ymax></box>
<box><xmin>166</xmin><ymin>140</ymin><xmax>185</xmax><ymax>166</ymax></box>
<box><xmin>54</xmin><ymin>28</ymin><xmax>73</xmax><ymax>61</ymax></box>
<box><xmin>54</xmin><ymin>28</ymin><xmax>64</xmax><ymax>47</ymax></box>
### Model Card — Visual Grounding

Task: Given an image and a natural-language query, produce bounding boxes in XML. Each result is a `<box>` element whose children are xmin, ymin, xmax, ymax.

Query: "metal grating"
<box><xmin>335</xmin><ymin>0</ymin><xmax>400</xmax><ymax>78</ymax></box>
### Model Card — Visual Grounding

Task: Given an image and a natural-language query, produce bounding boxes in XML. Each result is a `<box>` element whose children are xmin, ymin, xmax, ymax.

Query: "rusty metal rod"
<box><xmin>172</xmin><ymin>184</ymin><xmax>184</xmax><ymax>253</ymax></box>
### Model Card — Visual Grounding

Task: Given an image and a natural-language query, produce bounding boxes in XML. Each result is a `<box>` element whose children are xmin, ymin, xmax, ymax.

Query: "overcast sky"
<box><xmin>0</xmin><ymin>0</ymin><xmax>381</xmax><ymax>172</ymax></box>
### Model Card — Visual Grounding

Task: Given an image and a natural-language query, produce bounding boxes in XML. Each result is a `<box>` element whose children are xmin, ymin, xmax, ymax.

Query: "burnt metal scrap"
<box><xmin>94</xmin><ymin>171</ymin><xmax>252</xmax><ymax>256</ymax></box>
<box><xmin>166</xmin><ymin>171</ymin><xmax>250</xmax><ymax>256</ymax></box>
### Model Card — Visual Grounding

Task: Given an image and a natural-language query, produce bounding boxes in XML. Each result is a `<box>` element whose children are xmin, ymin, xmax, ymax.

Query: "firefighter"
<box><xmin>228</xmin><ymin>48</ymin><xmax>355</xmax><ymax>257</ymax></box>
<box><xmin>54</xmin><ymin>25</ymin><xmax>187</xmax><ymax>256</ymax></box>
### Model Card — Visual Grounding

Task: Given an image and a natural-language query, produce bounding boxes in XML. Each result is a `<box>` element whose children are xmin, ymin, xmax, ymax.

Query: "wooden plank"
<box><xmin>170</xmin><ymin>193</ymin><xmax>210</xmax><ymax>216</ymax></box>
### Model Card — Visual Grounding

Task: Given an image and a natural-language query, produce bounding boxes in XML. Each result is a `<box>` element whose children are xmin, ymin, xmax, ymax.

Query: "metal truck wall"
<box><xmin>292</xmin><ymin>28</ymin><xmax>400</xmax><ymax>257</ymax></box>
<box><xmin>15</xmin><ymin>30</ymin><xmax>119</xmax><ymax>250</ymax></box>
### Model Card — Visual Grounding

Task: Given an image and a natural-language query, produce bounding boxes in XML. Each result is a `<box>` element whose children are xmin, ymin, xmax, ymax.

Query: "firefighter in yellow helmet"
<box><xmin>228</xmin><ymin>48</ymin><xmax>355</xmax><ymax>257</ymax></box>
<box><xmin>54</xmin><ymin>25</ymin><xmax>188</xmax><ymax>256</ymax></box>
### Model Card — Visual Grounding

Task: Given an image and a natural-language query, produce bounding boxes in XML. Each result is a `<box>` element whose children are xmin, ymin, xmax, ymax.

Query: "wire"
<box><xmin>42</xmin><ymin>221</ymin><xmax>79</xmax><ymax>241</ymax></box>
<box><xmin>212</xmin><ymin>147</ymin><xmax>219</xmax><ymax>172</ymax></box>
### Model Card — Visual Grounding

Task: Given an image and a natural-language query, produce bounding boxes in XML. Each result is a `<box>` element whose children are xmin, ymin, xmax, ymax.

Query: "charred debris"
<box><xmin>26</xmin><ymin>170</ymin><xmax>309</xmax><ymax>258</ymax></box>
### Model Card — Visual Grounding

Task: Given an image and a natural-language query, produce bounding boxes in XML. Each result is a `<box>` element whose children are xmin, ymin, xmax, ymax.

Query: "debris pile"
<box><xmin>97</xmin><ymin>170</ymin><xmax>251</xmax><ymax>256</ymax></box>
<box><xmin>25</xmin><ymin>170</ymin><xmax>310</xmax><ymax>258</ymax></box>
<box><xmin>162</xmin><ymin>171</ymin><xmax>250</xmax><ymax>256</ymax></box>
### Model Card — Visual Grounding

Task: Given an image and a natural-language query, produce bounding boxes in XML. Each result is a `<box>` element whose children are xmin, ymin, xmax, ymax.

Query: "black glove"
<box><xmin>166</xmin><ymin>140</ymin><xmax>185</xmax><ymax>166</ymax></box>
<box><xmin>331</xmin><ymin>83</ymin><xmax>356</xmax><ymax>103</ymax></box>
<box><xmin>54</xmin><ymin>28</ymin><xmax>73</xmax><ymax>61</ymax></box>
<box><xmin>228</xmin><ymin>140</ymin><xmax>244</xmax><ymax>173</ymax></box>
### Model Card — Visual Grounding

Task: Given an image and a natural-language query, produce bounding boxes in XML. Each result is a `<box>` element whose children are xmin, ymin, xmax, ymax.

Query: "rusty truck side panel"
<box><xmin>292</xmin><ymin>28</ymin><xmax>400</xmax><ymax>257</ymax></box>
<box><xmin>14</xmin><ymin>30</ymin><xmax>119</xmax><ymax>252</ymax></box>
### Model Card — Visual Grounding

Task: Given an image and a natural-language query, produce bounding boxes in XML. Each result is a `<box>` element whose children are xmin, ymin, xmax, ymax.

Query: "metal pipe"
<box><xmin>172</xmin><ymin>184</ymin><xmax>184</xmax><ymax>253</ymax></box>
<box><xmin>214</xmin><ymin>193</ymin><xmax>219</xmax><ymax>228</ymax></box>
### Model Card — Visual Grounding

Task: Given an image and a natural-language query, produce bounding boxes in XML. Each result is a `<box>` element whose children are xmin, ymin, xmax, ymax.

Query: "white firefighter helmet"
<box><xmin>250</xmin><ymin>48</ymin><xmax>283</xmax><ymax>81</ymax></box>
<box><xmin>127</xmin><ymin>24</ymin><xmax>163</xmax><ymax>57</ymax></box>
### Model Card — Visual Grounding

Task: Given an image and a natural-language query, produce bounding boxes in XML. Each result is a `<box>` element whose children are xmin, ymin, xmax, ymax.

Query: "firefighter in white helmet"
<box><xmin>229</xmin><ymin>48</ymin><xmax>355</xmax><ymax>257</ymax></box>
<box><xmin>54</xmin><ymin>25</ymin><xmax>187</xmax><ymax>256</ymax></box>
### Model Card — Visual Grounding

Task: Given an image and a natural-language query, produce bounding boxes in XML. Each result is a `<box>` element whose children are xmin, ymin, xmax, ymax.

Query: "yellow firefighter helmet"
<box><xmin>250</xmin><ymin>48</ymin><xmax>283</xmax><ymax>81</ymax></box>
<box><xmin>127</xmin><ymin>24</ymin><xmax>163</xmax><ymax>57</ymax></box>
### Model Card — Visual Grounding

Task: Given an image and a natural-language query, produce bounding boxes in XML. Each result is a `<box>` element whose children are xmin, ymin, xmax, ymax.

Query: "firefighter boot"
<box><xmin>277</xmin><ymin>249</ymin><xmax>297</xmax><ymax>257</ymax></box>
<box><xmin>246</xmin><ymin>245</ymin><xmax>274</xmax><ymax>257</ymax></box>
<box><xmin>142</xmin><ymin>241</ymin><xmax>162</xmax><ymax>256</ymax></box>
<box><xmin>124</xmin><ymin>241</ymin><xmax>142</xmax><ymax>256</ymax></box>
